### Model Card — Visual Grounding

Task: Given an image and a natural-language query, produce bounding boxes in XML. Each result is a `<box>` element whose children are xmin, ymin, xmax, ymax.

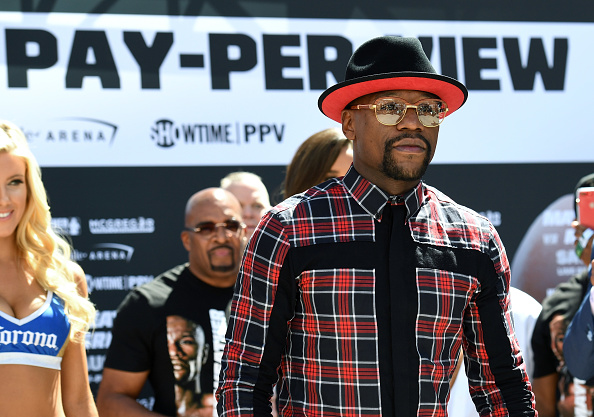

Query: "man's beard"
<box><xmin>380</xmin><ymin>134</ymin><xmax>432</xmax><ymax>181</ymax></box>
<box><xmin>208</xmin><ymin>245</ymin><xmax>236</xmax><ymax>272</ymax></box>
<box><xmin>211</xmin><ymin>264</ymin><xmax>235</xmax><ymax>272</ymax></box>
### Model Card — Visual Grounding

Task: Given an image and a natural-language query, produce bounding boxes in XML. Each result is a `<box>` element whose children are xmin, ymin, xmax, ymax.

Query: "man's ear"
<box><xmin>181</xmin><ymin>231</ymin><xmax>191</xmax><ymax>252</ymax></box>
<box><xmin>341</xmin><ymin>109</ymin><xmax>356</xmax><ymax>141</ymax></box>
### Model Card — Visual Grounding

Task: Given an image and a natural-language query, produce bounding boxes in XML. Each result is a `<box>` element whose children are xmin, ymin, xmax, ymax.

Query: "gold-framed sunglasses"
<box><xmin>184</xmin><ymin>219</ymin><xmax>245</xmax><ymax>238</ymax></box>
<box><xmin>350</xmin><ymin>97</ymin><xmax>448</xmax><ymax>128</ymax></box>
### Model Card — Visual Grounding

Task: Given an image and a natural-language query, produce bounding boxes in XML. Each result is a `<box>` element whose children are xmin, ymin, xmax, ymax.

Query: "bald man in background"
<box><xmin>98</xmin><ymin>188</ymin><xmax>247</xmax><ymax>417</ymax></box>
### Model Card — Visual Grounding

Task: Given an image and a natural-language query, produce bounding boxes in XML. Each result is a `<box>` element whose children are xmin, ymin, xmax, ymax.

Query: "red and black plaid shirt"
<box><xmin>217</xmin><ymin>167</ymin><xmax>536</xmax><ymax>417</ymax></box>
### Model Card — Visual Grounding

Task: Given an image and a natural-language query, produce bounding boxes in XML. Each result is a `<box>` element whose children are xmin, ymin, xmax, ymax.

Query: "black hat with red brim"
<box><xmin>318</xmin><ymin>36</ymin><xmax>468</xmax><ymax>123</ymax></box>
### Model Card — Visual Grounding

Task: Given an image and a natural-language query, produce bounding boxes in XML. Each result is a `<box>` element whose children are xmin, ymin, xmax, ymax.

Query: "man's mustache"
<box><xmin>385</xmin><ymin>133</ymin><xmax>431</xmax><ymax>150</ymax></box>
<box><xmin>209</xmin><ymin>245</ymin><xmax>234</xmax><ymax>254</ymax></box>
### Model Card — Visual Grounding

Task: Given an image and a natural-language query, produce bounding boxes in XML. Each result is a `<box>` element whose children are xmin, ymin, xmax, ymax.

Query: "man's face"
<box><xmin>548</xmin><ymin>314</ymin><xmax>567</xmax><ymax>365</ymax></box>
<box><xmin>167</xmin><ymin>315</ymin><xmax>202</xmax><ymax>385</ymax></box>
<box><xmin>224</xmin><ymin>181</ymin><xmax>270</xmax><ymax>238</ymax></box>
<box><xmin>182</xmin><ymin>196</ymin><xmax>246</xmax><ymax>287</ymax></box>
<box><xmin>343</xmin><ymin>90</ymin><xmax>440</xmax><ymax>190</ymax></box>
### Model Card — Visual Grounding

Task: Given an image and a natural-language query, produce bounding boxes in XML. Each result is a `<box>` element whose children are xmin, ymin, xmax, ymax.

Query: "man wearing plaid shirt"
<box><xmin>217</xmin><ymin>36</ymin><xmax>537</xmax><ymax>416</ymax></box>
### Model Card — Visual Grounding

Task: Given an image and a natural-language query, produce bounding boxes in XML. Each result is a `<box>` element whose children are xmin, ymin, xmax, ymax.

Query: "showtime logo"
<box><xmin>86</xmin><ymin>274</ymin><xmax>154</xmax><ymax>292</ymax></box>
<box><xmin>150</xmin><ymin>118</ymin><xmax>284</xmax><ymax>148</ymax></box>
<box><xmin>52</xmin><ymin>217</ymin><xmax>82</xmax><ymax>236</ymax></box>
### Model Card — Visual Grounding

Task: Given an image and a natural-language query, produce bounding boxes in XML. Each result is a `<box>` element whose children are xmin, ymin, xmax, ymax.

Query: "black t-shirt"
<box><xmin>103</xmin><ymin>263</ymin><xmax>234</xmax><ymax>415</ymax></box>
<box><xmin>531</xmin><ymin>269</ymin><xmax>589</xmax><ymax>378</ymax></box>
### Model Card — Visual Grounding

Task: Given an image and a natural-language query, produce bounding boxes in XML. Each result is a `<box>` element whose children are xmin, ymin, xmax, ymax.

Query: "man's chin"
<box><xmin>209</xmin><ymin>252</ymin><xmax>236</xmax><ymax>273</ymax></box>
<box><xmin>211</xmin><ymin>264</ymin><xmax>235</xmax><ymax>273</ymax></box>
<box><xmin>382</xmin><ymin>161</ymin><xmax>429</xmax><ymax>182</ymax></box>
<box><xmin>383</xmin><ymin>169</ymin><xmax>425</xmax><ymax>183</ymax></box>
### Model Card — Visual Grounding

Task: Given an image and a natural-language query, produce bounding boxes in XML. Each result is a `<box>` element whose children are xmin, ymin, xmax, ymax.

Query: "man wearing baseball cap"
<box><xmin>217</xmin><ymin>36</ymin><xmax>537</xmax><ymax>416</ymax></box>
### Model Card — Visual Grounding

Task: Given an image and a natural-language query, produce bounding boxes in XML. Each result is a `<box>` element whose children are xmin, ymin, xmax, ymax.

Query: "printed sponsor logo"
<box><xmin>151</xmin><ymin>119</ymin><xmax>284</xmax><ymax>148</ymax></box>
<box><xmin>52</xmin><ymin>216</ymin><xmax>82</xmax><ymax>236</ymax></box>
<box><xmin>86</xmin><ymin>274</ymin><xmax>154</xmax><ymax>292</ymax></box>
<box><xmin>91</xmin><ymin>310</ymin><xmax>118</xmax><ymax>330</ymax></box>
<box><xmin>478</xmin><ymin>210</ymin><xmax>502</xmax><ymax>227</ymax></box>
<box><xmin>23</xmin><ymin>118</ymin><xmax>118</xmax><ymax>146</ymax></box>
<box><xmin>85</xmin><ymin>330</ymin><xmax>112</xmax><ymax>350</ymax></box>
<box><xmin>88</xmin><ymin>217</ymin><xmax>155</xmax><ymax>234</ymax></box>
<box><xmin>73</xmin><ymin>243</ymin><xmax>135</xmax><ymax>262</ymax></box>
<box><xmin>0</xmin><ymin>327</ymin><xmax>59</xmax><ymax>350</ymax></box>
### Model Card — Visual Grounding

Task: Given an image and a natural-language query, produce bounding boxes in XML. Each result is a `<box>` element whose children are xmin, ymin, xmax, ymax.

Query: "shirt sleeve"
<box><xmin>564</xmin><ymin>286</ymin><xmax>594</xmax><ymax>381</ymax></box>
<box><xmin>216</xmin><ymin>212</ymin><xmax>291</xmax><ymax>417</ymax></box>
<box><xmin>103</xmin><ymin>290</ymin><xmax>154</xmax><ymax>372</ymax></box>
<box><xmin>463</xmin><ymin>225</ymin><xmax>537</xmax><ymax>415</ymax></box>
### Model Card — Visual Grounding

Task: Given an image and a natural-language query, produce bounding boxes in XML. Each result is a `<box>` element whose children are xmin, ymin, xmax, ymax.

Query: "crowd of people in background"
<box><xmin>2</xmin><ymin>34</ymin><xmax>594</xmax><ymax>417</ymax></box>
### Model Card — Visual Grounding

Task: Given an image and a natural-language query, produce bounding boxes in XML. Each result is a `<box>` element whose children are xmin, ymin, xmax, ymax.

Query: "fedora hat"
<box><xmin>318</xmin><ymin>36</ymin><xmax>468</xmax><ymax>123</ymax></box>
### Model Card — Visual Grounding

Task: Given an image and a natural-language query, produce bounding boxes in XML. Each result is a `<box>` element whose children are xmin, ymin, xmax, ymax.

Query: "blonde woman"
<box><xmin>0</xmin><ymin>121</ymin><xmax>97</xmax><ymax>416</ymax></box>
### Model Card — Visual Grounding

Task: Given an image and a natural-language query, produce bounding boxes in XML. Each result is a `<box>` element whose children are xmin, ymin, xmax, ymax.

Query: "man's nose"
<box><xmin>243</xmin><ymin>207</ymin><xmax>254</xmax><ymax>219</ymax></box>
<box><xmin>168</xmin><ymin>340</ymin><xmax>180</xmax><ymax>356</ymax></box>
<box><xmin>213</xmin><ymin>224</ymin><xmax>230</xmax><ymax>241</ymax></box>
<box><xmin>397</xmin><ymin>107</ymin><xmax>423</xmax><ymax>130</ymax></box>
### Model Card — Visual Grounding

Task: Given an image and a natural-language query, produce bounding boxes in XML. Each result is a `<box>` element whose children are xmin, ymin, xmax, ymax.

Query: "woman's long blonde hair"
<box><xmin>0</xmin><ymin>121</ymin><xmax>95</xmax><ymax>341</ymax></box>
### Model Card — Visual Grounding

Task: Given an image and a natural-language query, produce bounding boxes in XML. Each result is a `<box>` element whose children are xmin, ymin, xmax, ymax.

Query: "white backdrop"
<box><xmin>1</xmin><ymin>12</ymin><xmax>592</xmax><ymax>167</ymax></box>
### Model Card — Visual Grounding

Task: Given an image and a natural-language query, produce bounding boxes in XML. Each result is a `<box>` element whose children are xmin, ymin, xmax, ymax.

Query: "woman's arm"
<box><xmin>61</xmin><ymin>263</ymin><xmax>99</xmax><ymax>417</ymax></box>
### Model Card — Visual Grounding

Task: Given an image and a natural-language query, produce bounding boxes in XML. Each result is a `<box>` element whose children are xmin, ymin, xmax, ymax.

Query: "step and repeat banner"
<box><xmin>1</xmin><ymin>11</ymin><xmax>594</xmax><ymax>394</ymax></box>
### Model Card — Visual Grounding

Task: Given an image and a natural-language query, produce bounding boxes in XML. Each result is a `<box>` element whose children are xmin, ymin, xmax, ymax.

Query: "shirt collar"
<box><xmin>342</xmin><ymin>165</ymin><xmax>425</xmax><ymax>221</ymax></box>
